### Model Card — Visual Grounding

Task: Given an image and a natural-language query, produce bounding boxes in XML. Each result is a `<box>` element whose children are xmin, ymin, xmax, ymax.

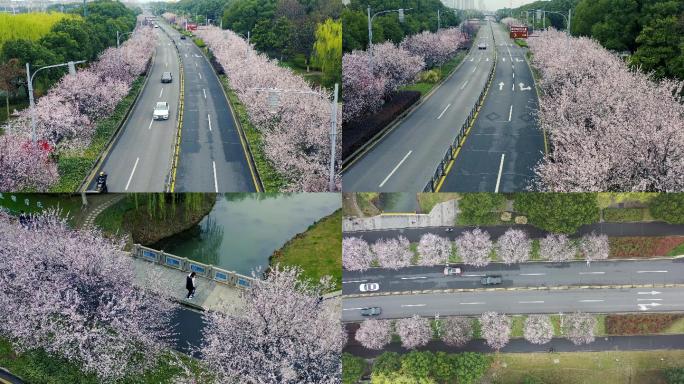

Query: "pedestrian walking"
<box><xmin>186</xmin><ymin>272</ymin><xmax>197</xmax><ymax>299</ymax></box>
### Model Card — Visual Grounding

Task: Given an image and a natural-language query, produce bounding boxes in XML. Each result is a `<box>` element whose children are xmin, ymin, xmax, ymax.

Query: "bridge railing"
<box><xmin>132</xmin><ymin>244</ymin><xmax>256</xmax><ymax>289</ymax></box>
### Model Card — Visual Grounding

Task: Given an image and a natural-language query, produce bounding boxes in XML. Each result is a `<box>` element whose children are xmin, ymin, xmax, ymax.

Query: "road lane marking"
<box><xmin>208</xmin><ymin>114</ymin><xmax>212</xmax><ymax>132</ymax></box>
<box><xmin>519</xmin><ymin>301</ymin><xmax>544</xmax><ymax>304</ymax></box>
<box><xmin>637</xmin><ymin>298</ymin><xmax>663</xmax><ymax>301</ymax></box>
<box><xmin>460</xmin><ymin>80</ymin><xmax>469</xmax><ymax>90</ymax></box>
<box><xmin>637</xmin><ymin>291</ymin><xmax>661</xmax><ymax>295</ymax></box>
<box><xmin>494</xmin><ymin>154</ymin><xmax>505</xmax><ymax>193</ymax></box>
<box><xmin>148</xmin><ymin>119</ymin><xmax>153</xmax><ymax>130</ymax></box>
<box><xmin>437</xmin><ymin>104</ymin><xmax>451</xmax><ymax>119</ymax></box>
<box><xmin>472</xmin><ymin>64</ymin><xmax>478</xmax><ymax>73</ymax></box>
<box><xmin>579</xmin><ymin>300</ymin><xmax>604</xmax><ymax>303</ymax></box>
<box><xmin>159</xmin><ymin>88</ymin><xmax>163</xmax><ymax>98</ymax></box>
<box><xmin>400</xmin><ymin>276</ymin><xmax>427</xmax><ymax>280</ymax></box>
<box><xmin>379</xmin><ymin>150</ymin><xmax>412</xmax><ymax>188</ymax></box>
<box><xmin>125</xmin><ymin>157</ymin><xmax>139</xmax><ymax>191</ymax></box>
<box><xmin>342</xmin><ymin>308</ymin><xmax>364</xmax><ymax>311</ymax></box>
<box><xmin>512</xmin><ymin>72</ymin><xmax>515</xmax><ymax>80</ymax></box>
<box><xmin>342</xmin><ymin>280</ymin><xmax>367</xmax><ymax>284</ymax></box>
<box><xmin>460</xmin><ymin>302</ymin><xmax>485</xmax><ymax>305</ymax></box>
<box><xmin>212</xmin><ymin>161</ymin><xmax>218</xmax><ymax>192</ymax></box>
<box><xmin>199</xmin><ymin>72</ymin><xmax>202</xmax><ymax>79</ymax></box>
<box><xmin>203</xmin><ymin>88</ymin><xmax>206</xmax><ymax>99</ymax></box>
<box><xmin>520</xmin><ymin>273</ymin><xmax>545</xmax><ymax>276</ymax></box>
<box><xmin>508</xmin><ymin>105</ymin><xmax>512</xmax><ymax>121</ymax></box>
<box><xmin>512</xmin><ymin>82</ymin><xmax>515</xmax><ymax>91</ymax></box>
<box><xmin>637</xmin><ymin>270</ymin><xmax>668</xmax><ymax>273</ymax></box>
<box><xmin>463</xmin><ymin>274</ymin><xmax>485</xmax><ymax>277</ymax></box>
<box><xmin>165</xmin><ymin>63</ymin><xmax>168</xmax><ymax>67</ymax></box>
<box><xmin>401</xmin><ymin>304</ymin><xmax>426</xmax><ymax>307</ymax></box>
<box><xmin>579</xmin><ymin>272</ymin><xmax>606</xmax><ymax>275</ymax></box>
<box><xmin>185</xmin><ymin>53</ymin><xmax>187</xmax><ymax>57</ymax></box>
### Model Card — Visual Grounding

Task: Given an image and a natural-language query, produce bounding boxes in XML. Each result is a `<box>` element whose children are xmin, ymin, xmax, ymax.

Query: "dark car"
<box><xmin>481</xmin><ymin>275</ymin><xmax>502</xmax><ymax>285</ymax></box>
<box><xmin>360</xmin><ymin>307</ymin><xmax>381</xmax><ymax>316</ymax></box>
<box><xmin>161</xmin><ymin>71</ymin><xmax>172</xmax><ymax>83</ymax></box>
<box><xmin>180</xmin><ymin>35</ymin><xmax>186</xmax><ymax>40</ymax></box>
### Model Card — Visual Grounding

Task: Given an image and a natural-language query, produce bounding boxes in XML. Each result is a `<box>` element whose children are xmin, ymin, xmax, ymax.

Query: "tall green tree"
<box><xmin>312</xmin><ymin>18</ymin><xmax>341</xmax><ymax>86</ymax></box>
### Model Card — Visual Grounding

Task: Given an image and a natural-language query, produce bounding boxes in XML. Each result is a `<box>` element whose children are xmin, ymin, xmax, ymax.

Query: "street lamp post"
<box><xmin>541</xmin><ymin>9</ymin><xmax>571</xmax><ymax>35</ymax></box>
<box><xmin>25</xmin><ymin>60</ymin><xmax>86</xmax><ymax>145</ymax></box>
<box><xmin>249</xmin><ymin>84</ymin><xmax>339</xmax><ymax>191</ymax></box>
<box><xmin>116</xmin><ymin>30</ymin><xmax>134</xmax><ymax>48</ymax></box>
<box><xmin>367</xmin><ymin>7</ymin><xmax>412</xmax><ymax>71</ymax></box>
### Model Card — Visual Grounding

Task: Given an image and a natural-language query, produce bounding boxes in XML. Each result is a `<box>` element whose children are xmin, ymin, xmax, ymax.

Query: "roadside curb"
<box><xmin>167</xmin><ymin>27</ymin><xmax>184</xmax><ymax>192</ymax></box>
<box><xmin>342</xmin><ymin>26</ymin><xmax>481</xmax><ymax>171</ymax></box>
<box><xmin>78</xmin><ymin>36</ymin><xmax>156</xmax><ymax>192</ymax></box>
<box><xmin>342</xmin><ymin>283</ymin><xmax>684</xmax><ymax>299</ymax></box>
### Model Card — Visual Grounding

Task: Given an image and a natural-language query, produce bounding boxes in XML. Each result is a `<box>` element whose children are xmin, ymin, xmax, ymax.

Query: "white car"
<box><xmin>153</xmin><ymin>102</ymin><xmax>169</xmax><ymax>120</ymax></box>
<box><xmin>359</xmin><ymin>283</ymin><xmax>379</xmax><ymax>292</ymax></box>
<box><xmin>478</xmin><ymin>42</ymin><xmax>487</xmax><ymax>49</ymax></box>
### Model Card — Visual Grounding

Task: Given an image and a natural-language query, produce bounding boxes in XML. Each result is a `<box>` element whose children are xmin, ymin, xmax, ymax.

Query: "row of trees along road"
<box><xmin>0</xmin><ymin>0</ymin><xmax>139</xmax><ymax>105</ymax></box>
<box><xmin>152</xmin><ymin>0</ymin><xmax>343</xmax><ymax>87</ymax></box>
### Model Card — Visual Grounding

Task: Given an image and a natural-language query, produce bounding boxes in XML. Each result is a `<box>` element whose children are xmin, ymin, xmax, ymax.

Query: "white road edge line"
<box><xmin>342</xmin><ymin>280</ymin><xmax>367</xmax><ymax>284</ymax></box>
<box><xmin>508</xmin><ymin>105</ymin><xmax>512</xmax><ymax>122</ymax></box>
<box><xmin>125</xmin><ymin>157</ymin><xmax>139</xmax><ymax>191</ymax></box>
<box><xmin>401</xmin><ymin>304</ymin><xmax>426</xmax><ymax>307</ymax></box>
<box><xmin>208</xmin><ymin>114</ymin><xmax>212</xmax><ymax>132</ymax></box>
<box><xmin>494</xmin><ymin>153</ymin><xmax>505</xmax><ymax>193</ymax></box>
<box><xmin>379</xmin><ymin>150</ymin><xmax>412</xmax><ymax>188</ymax></box>
<box><xmin>212</xmin><ymin>161</ymin><xmax>219</xmax><ymax>193</ymax></box>
<box><xmin>437</xmin><ymin>104</ymin><xmax>451</xmax><ymax>119</ymax></box>
<box><xmin>342</xmin><ymin>308</ymin><xmax>364</xmax><ymax>311</ymax></box>
<box><xmin>637</xmin><ymin>298</ymin><xmax>663</xmax><ymax>301</ymax></box>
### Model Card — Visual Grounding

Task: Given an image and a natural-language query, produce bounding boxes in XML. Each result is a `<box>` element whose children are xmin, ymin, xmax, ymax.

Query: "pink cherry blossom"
<box><xmin>417</xmin><ymin>233</ymin><xmax>452</xmax><ymax>266</ymax></box>
<box><xmin>441</xmin><ymin>317</ymin><xmax>473</xmax><ymax>347</ymax></box>
<box><xmin>342</xmin><ymin>50</ymin><xmax>385</xmax><ymax>122</ymax></box>
<box><xmin>539</xmin><ymin>233</ymin><xmax>577</xmax><ymax>262</ymax></box>
<box><xmin>579</xmin><ymin>232</ymin><xmax>609</xmax><ymax>261</ymax></box>
<box><xmin>496</xmin><ymin>228</ymin><xmax>531</xmax><ymax>264</ymax></box>
<box><xmin>355</xmin><ymin>319</ymin><xmax>392</xmax><ymax>350</ymax></box>
<box><xmin>395</xmin><ymin>315</ymin><xmax>432</xmax><ymax>349</ymax></box>
<box><xmin>563</xmin><ymin>312</ymin><xmax>596</xmax><ymax>345</ymax></box>
<box><xmin>371</xmin><ymin>236</ymin><xmax>413</xmax><ymax>269</ymax></box>
<box><xmin>479</xmin><ymin>311</ymin><xmax>511</xmax><ymax>350</ymax></box>
<box><xmin>400</xmin><ymin>27</ymin><xmax>467</xmax><ymax>68</ymax></box>
<box><xmin>342</xmin><ymin>236</ymin><xmax>374</xmax><ymax>271</ymax></box>
<box><xmin>455</xmin><ymin>228</ymin><xmax>493</xmax><ymax>267</ymax></box>
<box><xmin>524</xmin><ymin>314</ymin><xmax>553</xmax><ymax>345</ymax></box>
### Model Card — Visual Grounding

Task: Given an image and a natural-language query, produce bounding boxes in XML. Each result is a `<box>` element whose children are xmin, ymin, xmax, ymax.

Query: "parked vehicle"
<box><xmin>481</xmin><ymin>275</ymin><xmax>502</xmax><ymax>285</ymax></box>
<box><xmin>180</xmin><ymin>35</ymin><xmax>186</xmax><ymax>40</ymax></box>
<box><xmin>161</xmin><ymin>71</ymin><xmax>172</xmax><ymax>83</ymax></box>
<box><xmin>443</xmin><ymin>266</ymin><xmax>462</xmax><ymax>276</ymax></box>
<box><xmin>153</xmin><ymin>102</ymin><xmax>169</xmax><ymax>120</ymax></box>
<box><xmin>359</xmin><ymin>283</ymin><xmax>379</xmax><ymax>292</ymax></box>
<box><xmin>360</xmin><ymin>307</ymin><xmax>382</xmax><ymax>316</ymax></box>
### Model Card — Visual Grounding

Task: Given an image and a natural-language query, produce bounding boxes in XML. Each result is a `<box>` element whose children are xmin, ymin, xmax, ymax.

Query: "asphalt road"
<box><xmin>94</xmin><ymin>26</ymin><xmax>180</xmax><ymax>192</ymax></box>
<box><xmin>344</xmin><ymin>221</ymin><xmax>684</xmax><ymax>242</ymax></box>
<box><xmin>342</xmin><ymin>259</ymin><xmax>684</xmax><ymax>295</ymax></box>
<box><xmin>342</xmin><ymin>21</ymin><xmax>496</xmax><ymax>192</ymax></box>
<box><xmin>345</xmin><ymin>334</ymin><xmax>684</xmax><ymax>357</ymax></box>
<box><xmin>342</xmin><ymin>287</ymin><xmax>684</xmax><ymax>321</ymax></box>
<box><xmin>440</xmin><ymin>22</ymin><xmax>543</xmax><ymax>192</ymax></box>
<box><xmin>171</xmin><ymin>27</ymin><xmax>257</xmax><ymax>192</ymax></box>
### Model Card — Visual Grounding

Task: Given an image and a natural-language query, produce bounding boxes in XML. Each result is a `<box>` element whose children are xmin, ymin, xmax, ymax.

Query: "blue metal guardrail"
<box><xmin>132</xmin><ymin>244</ymin><xmax>255</xmax><ymax>289</ymax></box>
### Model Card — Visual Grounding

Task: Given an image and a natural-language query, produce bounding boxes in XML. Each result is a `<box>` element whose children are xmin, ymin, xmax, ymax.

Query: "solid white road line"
<box><xmin>494</xmin><ymin>153</ymin><xmax>505</xmax><ymax>193</ymax></box>
<box><xmin>460</xmin><ymin>80</ymin><xmax>469</xmax><ymax>90</ymax></box>
<box><xmin>520</xmin><ymin>273</ymin><xmax>546</xmax><ymax>276</ymax></box>
<box><xmin>519</xmin><ymin>301</ymin><xmax>544</xmax><ymax>304</ymax></box>
<box><xmin>579</xmin><ymin>272</ymin><xmax>606</xmax><ymax>275</ymax></box>
<box><xmin>148</xmin><ymin>119</ymin><xmax>153</xmax><ymax>130</ymax></box>
<box><xmin>579</xmin><ymin>300</ymin><xmax>604</xmax><ymax>303</ymax></box>
<box><xmin>637</xmin><ymin>270</ymin><xmax>668</xmax><ymax>273</ymax></box>
<box><xmin>203</xmin><ymin>88</ymin><xmax>206</xmax><ymax>99</ymax></box>
<box><xmin>125</xmin><ymin>157</ymin><xmax>139</xmax><ymax>191</ymax></box>
<box><xmin>400</xmin><ymin>276</ymin><xmax>427</xmax><ymax>280</ymax></box>
<box><xmin>342</xmin><ymin>280</ymin><xmax>367</xmax><ymax>284</ymax></box>
<box><xmin>212</xmin><ymin>161</ymin><xmax>218</xmax><ymax>193</ymax></box>
<box><xmin>208</xmin><ymin>114</ymin><xmax>212</xmax><ymax>132</ymax></box>
<box><xmin>379</xmin><ymin>150</ymin><xmax>412</xmax><ymax>188</ymax></box>
<box><xmin>637</xmin><ymin>298</ymin><xmax>663</xmax><ymax>301</ymax></box>
<box><xmin>342</xmin><ymin>308</ymin><xmax>364</xmax><ymax>311</ymax></box>
<box><xmin>401</xmin><ymin>304</ymin><xmax>426</xmax><ymax>307</ymax></box>
<box><xmin>508</xmin><ymin>105</ymin><xmax>512</xmax><ymax>121</ymax></box>
<box><xmin>460</xmin><ymin>302</ymin><xmax>485</xmax><ymax>305</ymax></box>
<box><xmin>437</xmin><ymin>104</ymin><xmax>451</xmax><ymax>119</ymax></box>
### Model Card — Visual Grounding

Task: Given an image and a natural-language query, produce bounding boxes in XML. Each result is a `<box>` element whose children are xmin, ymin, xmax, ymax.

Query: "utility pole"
<box><xmin>328</xmin><ymin>83</ymin><xmax>338</xmax><ymax>192</ymax></box>
<box><xmin>82</xmin><ymin>0</ymin><xmax>86</xmax><ymax>17</ymax></box>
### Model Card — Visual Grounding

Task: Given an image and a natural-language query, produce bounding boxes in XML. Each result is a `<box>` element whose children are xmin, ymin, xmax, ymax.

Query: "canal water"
<box><xmin>152</xmin><ymin>193</ymin><xmax>340</xmax><ymax>275</ymax></box>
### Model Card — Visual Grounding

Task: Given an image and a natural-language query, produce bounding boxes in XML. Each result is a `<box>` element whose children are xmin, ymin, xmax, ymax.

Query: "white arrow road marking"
<box><xmin>637</xmin><ymin>298</ymin><xmax>663</xmax><ymax>301</ymax></box>
<box><xmin>579</xmin><ymin>300</ymin><xmax>604</xmax><ymax>303</ymax></box>
<box><xmin>508</xmin><ymin>105</ymin><xmax>513</xmax><ymax>122</ymax></box>
<box><xmin>579</xmin><ymin>272</ymin><xmax>605</xmax><ymax>275</ymax></box>
<box><xmin>498</xmin><ymin>81</ymin><xmax>504</xmax><ymax>90</ymax></box>
<box><xmin>342</xmin><ymin>308</ymin><xmax>364</xmax><ymax>311</ymax></box>
<box><xmin>520</xmin><ymin>273</ymin><xmax>546</xmax><ymax>276</ymax></box>
<box><xmin>494</xmin><ymin>154</ymin><xmax>505</xmax><ymax>193</ymax></box>
<box><xmin>203</xmin><ymin>88</ymin><xmax>206</xmax><ymax>99</ymax></box>
<box><xmin>402</xmin><ymin>304</ymin><xmax>426</xmax><ymax>307</ymax></box>
<box><xmin>519</xmin><ymin>301</ymin><xmax>544</xmax><ymax>304</ymax></box>
<box><xmin>460</xmin><ymin>302</ymin><xmax>486</xmax><ymax>305</ymax></box>
<box><xmin>437</xmin><ymin>104</ymin><xmax>451</xmax><ymax>119</ymax></box>
<box><xmin>401</xmin><ymin>276</ymin><xmax>427</xmax><ymax>280</ymax></box>
<box><xmin>519</xmin><ymin>82</ymin><xmax>531</xmax><ymax>91</ymax></box>
<box><xmin>637</xmin><ymin>270</ymin><xmax>668</xmax><ymax>273</ymax></box>
<box><xmin>148</xmin><ymin>119</ymin><xmax>154</xmax><ymax>130</ymax></box>
<box><xmin>639</xmin><ymin>302</ymin><xmax>662</xmax><ymax>311</ymax></box>
<box><xmin>342</xmin><ymin>280</ymin><xmax>367</xmax><ymax>284</ymax></box>
<box><xmin>125</xmin><ymin>157</ymin><xmax>139</xmax><ymax>191</ymax></box>
<box><xmin>638</xmin><ymin>291</ymin><xmax>662</xmax><ymax>295</ymax></box>
<box><xmin>460</xmin><ymin>80</ymin><xmax>469</xmax><ymax>90</ymax></box>
<box><xmin>379</xmin><ymin>151</ymin><xmax>412</xmax><ymax>188</ymax></box>
<box><xmin>212</xmin><ymin>161</ymin><xmax>219</xmax><ymax>192</ymax></box>
<box><xmin>515</xmin><ymin>58</ymin><xmax>523</xmax><ymax>62</ymax></box>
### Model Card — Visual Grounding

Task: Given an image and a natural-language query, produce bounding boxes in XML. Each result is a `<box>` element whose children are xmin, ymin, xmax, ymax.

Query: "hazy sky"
<box><xmin>448</xmin><ymin>0</ymin><xmax>539</xmax><ymax>11</ymax></box>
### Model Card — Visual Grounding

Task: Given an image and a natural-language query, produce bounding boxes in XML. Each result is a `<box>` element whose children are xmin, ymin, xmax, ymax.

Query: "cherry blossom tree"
<box><xmin>529</xmin><ymin>29</ymin><xmax>684</xmax><ymax>192</ymax></box>
<box><xmin>417</xmin><ymin>233</ymin><xmax>452</xmax><ymax>266</ymax></box>
<box><xmin>500</xmin><ymin>18</ymin><xmax>521</xmax><ymax>28</ymax></box>
<box><xmin>455</xmin><ymin>228</ymin><xmax>493</xmax><ymax>267</ymax></box>
<box><xmin>371</xmin><ymin>236</ymin><xmax>413</xmax><ymax>269</ymax></box>
<box><xmin>200</xmin><ymin>265</ymin><xmax>344</xmax><ymax>383</ymax></box>
<box><xmin>0</xmin><ymin>210</ymin><xmax>176</xmax><ymax>382</ymax></box>
<box><xmin>401</xmin><ymin>28</ymin><xmax>467</xmax><ymax>68</ymax></box>
<box><xmin>0</xmin><ymin>134</ymin><xmax>58</xmax><ymax>191</ymax></box>
<box><xmin>579</xmin><ymin>232</ymin><xmax>609</xmax><ymax>261</ymax></box>
<box><xmin>441</xmin><ymin>317</ymin><xmax>473</xmax><ymax>347</ymax></box>
<box><xmin>355</xmin><ymin>319</ymin><xmax>392</xmax><ymax>350</ymax></box>
<box><xmin>496</xmin><ymin>228</ymin><xmax>531</xmax><ymax>264</ymax></box>
<box><xmin>539</xmin><ymin>233</ymin><xmax>577</xmax><ymax>262</ymax></box>
<box><xmin>343</xmin><ymin>237</ymin><xmax>375</xmax><ymax>271</ymax></box>
<box><xmin>195</xmin><ymin>26</ymin><xmax>341</xmax><ymax>191</ymax></box>
<box><xmin>395</xmin><ymin>315</ymin><xmax>432</xmax><ymax>349</ymax></box>
<box><xmin>370</xmin><ymin>42</ymin><xmax>424</xmax><ymax>96</ymax></box>
<box><xmin>479</xmin><ymin>312</ymin><xmax>511</xmax><ymax>351</ymax></box>
<box><xmin>562</xmin><ymin>312</ymin><xmax>596</xmax><ymax>345</ymax></box>
<box><xmin>523</xmin><ymin>315</ymin><xmax>553</xmax><ymax>345</ymax></box>
<box><xmin>342</xmin><ymin>50</ymin><xmax>385</xmax><ymax>122</ymax></box>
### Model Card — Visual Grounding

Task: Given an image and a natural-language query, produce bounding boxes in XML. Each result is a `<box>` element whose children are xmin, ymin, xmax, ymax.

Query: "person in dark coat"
<box><xmin>186</xmin><ymin>272</ymin><xmax>196</xmax><ymax>299</ymax></box>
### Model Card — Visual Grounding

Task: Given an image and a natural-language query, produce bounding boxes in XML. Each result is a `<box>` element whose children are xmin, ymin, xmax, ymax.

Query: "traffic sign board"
<box><xmin>510</xmin><ymin>25</ymin><xmax>528</xmax><ymax>39</ymax></box>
